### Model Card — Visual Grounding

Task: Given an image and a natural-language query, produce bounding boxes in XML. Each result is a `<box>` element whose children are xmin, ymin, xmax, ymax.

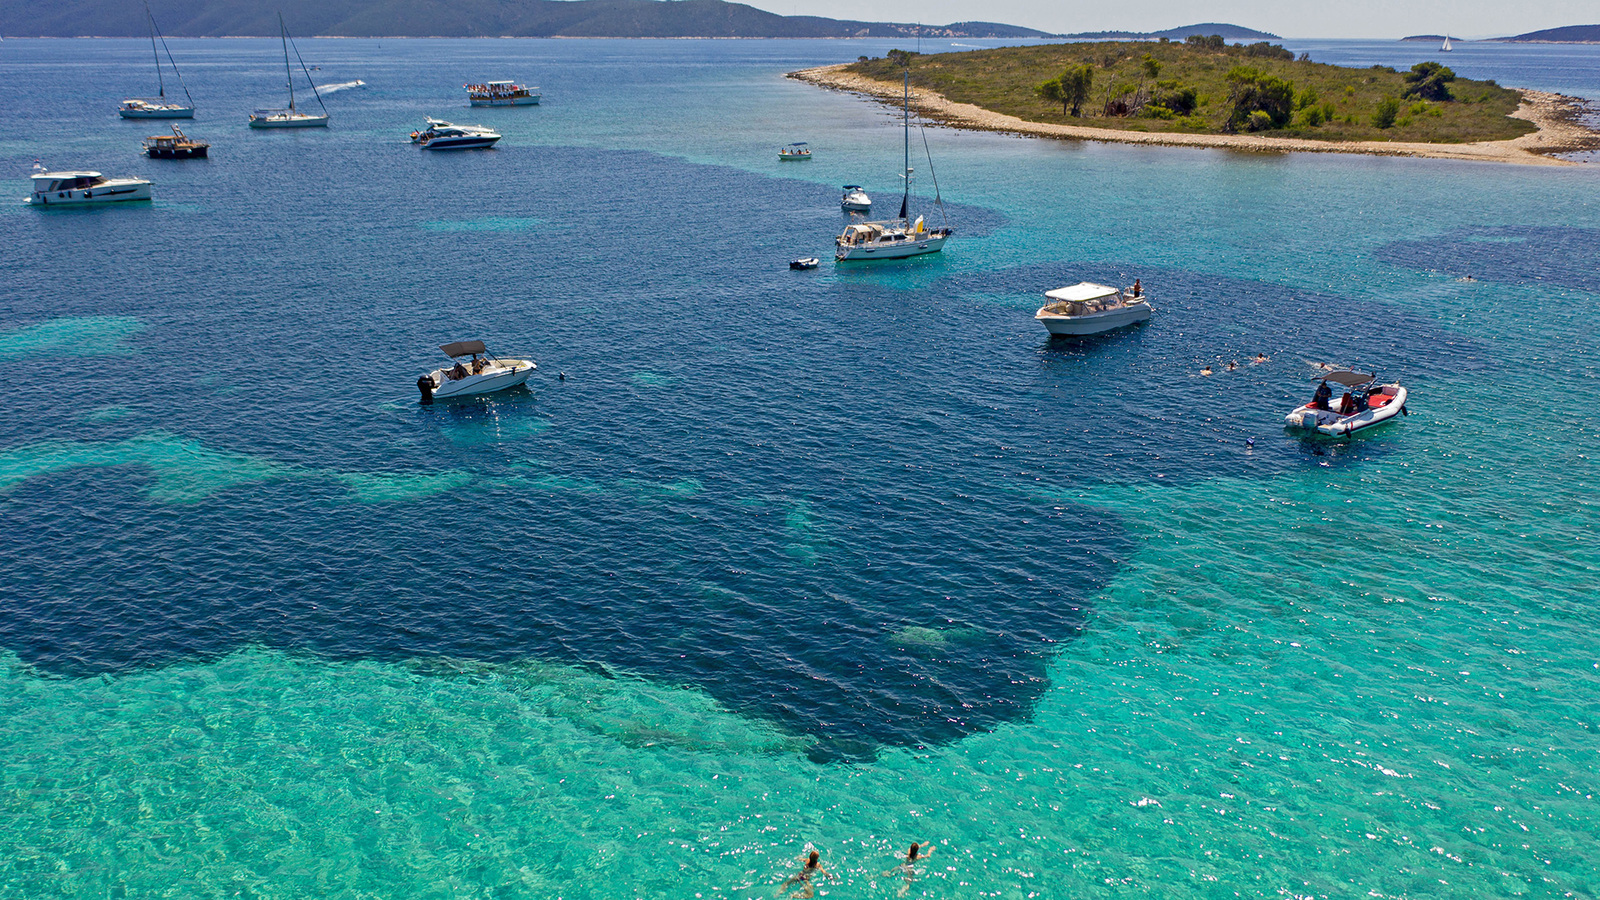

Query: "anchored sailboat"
<box><xmin>835</xmin><ymin>69</ymin><xmax>953</xmax><ymax>262</ymax></box>
<box><xmin>249</xmin><ymin>14</ymin><xmax>329</xmax><ymax>128</ymax></box>
<box><xmin>118</xmin><ymin>5</ymin><xmax>194</xmax><ymax>119</ymax></box>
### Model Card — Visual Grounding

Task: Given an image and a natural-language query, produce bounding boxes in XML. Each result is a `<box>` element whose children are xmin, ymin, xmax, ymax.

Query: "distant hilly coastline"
<box><xmin>1496</xmin><ymin>24</ymin><xmax>1600</xmax><ymax>43</ymax></box>
<box><xmin>1061</xmin><ymin>23</ymin><xmax>1278</xmax><ymax>41</ymax></box>
<box><xmin>0</xmin><ymin>0</ymin><xmax>1048</xmax><ymax>38</ymax></box>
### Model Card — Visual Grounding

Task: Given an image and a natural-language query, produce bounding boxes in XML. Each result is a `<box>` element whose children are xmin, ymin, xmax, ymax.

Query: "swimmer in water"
<box><xmin>1199</xmin><ymin>365</ymin><xmax>1213</xmax><ymax>376</ymax></box>
<box><xmin>1226</xmin><ymin>360</ymin><xmax>1238</xmax><ymax>371</ymax></box>
<box><xmin>883</xmin><ymin>842</ymin><xmax>932</xmax><ymax>897</ymax></box>
<box><xmin>1252</xmin><ymin>352</ymin><xmax>1269</xmax><ymax>365</ymax></box>
<box><xmin>777</xmin><ymin>849</ymin><xmax>829</xmax><ymax>898</ymax></box>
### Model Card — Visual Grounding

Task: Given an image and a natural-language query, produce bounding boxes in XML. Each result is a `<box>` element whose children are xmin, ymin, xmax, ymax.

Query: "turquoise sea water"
<box><xmin>2</xmin><ymin>36</ymin><xmax>1598</xmax><ymax>897</ymax></box>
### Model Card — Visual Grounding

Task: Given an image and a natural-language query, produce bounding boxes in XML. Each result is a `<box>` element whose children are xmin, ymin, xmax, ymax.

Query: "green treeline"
<box><xmin>848</xmin><ymin>36</ymin><xmax>1533</xmax><ymax>144</ymax></box>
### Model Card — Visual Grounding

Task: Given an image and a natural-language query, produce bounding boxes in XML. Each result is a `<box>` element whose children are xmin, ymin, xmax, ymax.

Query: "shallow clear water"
<box><xmin>1</xmin><ymin>36</ymin><xmax>1598</xmax><ymax>898</ymax></box>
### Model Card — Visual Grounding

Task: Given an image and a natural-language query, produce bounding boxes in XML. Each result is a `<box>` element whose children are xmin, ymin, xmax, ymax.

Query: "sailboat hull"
<box><xmin>249</xmin><ymin>113</ymin><xmax>330</xmax><ymax>129</ymax></box>
<box><xmin>119</xmin><ymin>107</ymin><xmax>194</xmax><ymax>119</ymax></box>
<box><xmin>835</xmin><ymin>232</ymin><xmax>950</xmax><ymax>261</ymax></box>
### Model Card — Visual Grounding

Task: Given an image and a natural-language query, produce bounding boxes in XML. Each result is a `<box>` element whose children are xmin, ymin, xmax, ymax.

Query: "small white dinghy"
<box><xmin>1034</xmin><ymin>282</ymin><xmax>1150</xmax><ymax>336</ymax></box>
<box><xmin>417</xmin><ymin>340</ymin><xmax>535</xmax><ymax>403</ymax></box>
<box><xmin>1285</xmin><ymin>370</ymin><xmax>1408</xmax><ymax>436</ymax></box>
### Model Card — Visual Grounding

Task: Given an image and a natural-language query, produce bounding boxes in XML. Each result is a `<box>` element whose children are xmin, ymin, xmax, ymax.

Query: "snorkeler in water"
<box><xmin>883</xmin><ymin>842</ymin><xmax>932</xmax><ymax>897</ymax></box>
<box><xmin>777</xmin><ymin>849</ymin><xmax>830</xmax><ymax>899</ymax></box>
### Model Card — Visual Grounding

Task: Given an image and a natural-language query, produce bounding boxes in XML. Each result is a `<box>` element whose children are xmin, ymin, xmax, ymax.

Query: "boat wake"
<box><xmin>316</xmin><ymin>80</ymin><xmax>366</xmax><ymax>94</ymax></box>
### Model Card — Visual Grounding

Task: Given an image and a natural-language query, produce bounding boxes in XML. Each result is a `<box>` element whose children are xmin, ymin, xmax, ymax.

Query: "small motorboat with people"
<box><xmin>26</xmin><ymin>168</ymin><xmax>152</xmax><ymax>206</ymax></box>
<box><xmin>840</xmin><ymin>185</ymin><xmax>871</xmax><ymax>211</ymax></box>
<box><xmin>409</xmin><ymin>119</ymin><xmax>501</xmax><ymax>150</ymax></box>
<box><xmin>1034</xmin><ymin>281</ymin><xmax>1151</xmax><ymax>336</ymax></box>
<box><xmin>466</xmin><ymin>81</ymin><xmax>540</xmax><ymax>106</ymax></box>
<box><xmin>143</xmin><ymin>126</ymin><xmax>209</xmax><ymax>159</ymax></box>
<box><xmin>1285</xmin><ymin>370</ymin><xmax>1408</xmax><ymax>436</ymax></box>
<box><xmin>779</xmin><ymin>142</ymin><xmax>812</xmax><ymax>160</ymax></box>
<box><xmin>417</xmin><ymin>340</ymin><xmax>536</xmax><ymax>403</ymax></box>
<box><xmin>790</xmin><ymin>257</ymin><xmax>820</xmax><ymax>270</ymax></box>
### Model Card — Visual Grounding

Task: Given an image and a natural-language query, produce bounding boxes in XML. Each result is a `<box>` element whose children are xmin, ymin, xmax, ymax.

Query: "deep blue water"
<box><xmin>1</xmin><ymin>37</ymin><xmax>1596</xmax><ymax>765</ymax></box>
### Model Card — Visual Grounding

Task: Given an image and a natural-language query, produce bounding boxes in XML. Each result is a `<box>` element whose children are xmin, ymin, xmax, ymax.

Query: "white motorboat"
<box><xmin>1034</xmin><ymin>282</ymin><xmax>1151</xmax><ymax>336</ymax></box>
<box><xmin>410</xmin><ymin>119</ymin><xmax>501</xmax><ymax>150</ymax></box>
<box><xmin>835</xmin><ymin>70</ymin><xmax>953</xmax><ymax>262</ymax></box>
<box><xmin>417</xmin><ymin>340</ymin><xmax>536</xmax><ymax>403</ymax></box>
<box><xmin>118</xmin><ymin>7</ymin><xmax>194</xmax><ymax>119</ymax></box>
<box><xmin>841</xmin><ymin>185</ymin><xmax>871</xmax><ymax>211</ymax></box>
<box><xmin>1285</xmin><ymin>370</ymin><xmax>1408</xmax><ymax>436</ymax></box>
<box><xmin>790</xmin><ymin>257</ymin><xmax>820</xmax><ymax>270</ymax></box>
<box><xmin>26</xmin><ymin>170</ymin><xmax>152</xmax><ymax>206</ymax></box>
<box><xmin>249</xmin><ymin>15</ymin><xmax>329</xmax><ymax>129</ymax></box>
<box><xmin>466</xmin><ymin>81</ymin><xmax>540</xmax><ymax>106</ymax></box>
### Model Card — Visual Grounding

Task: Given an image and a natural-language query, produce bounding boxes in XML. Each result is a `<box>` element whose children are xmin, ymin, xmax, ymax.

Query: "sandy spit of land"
<box><xmin>789</xmin><ymin>64</ymin><xmax>1600</xmax><ymax>166</ymax></box>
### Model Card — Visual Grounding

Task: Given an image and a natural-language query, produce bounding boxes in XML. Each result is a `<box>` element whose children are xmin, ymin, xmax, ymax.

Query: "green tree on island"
<box><xmin>1222</xmin><ymin>66</ymin><xmax>1295</xmax><ymax>132</ymax></box>
<box><xmin>1038</xmin><ymin>64</ymin><xmax>1094</xmax><ymax>117</ymax></box>
<box><xmin>1403</xmin><ymin>61</ymin><xmax>1456</xmax><ymax>101</ymax></box>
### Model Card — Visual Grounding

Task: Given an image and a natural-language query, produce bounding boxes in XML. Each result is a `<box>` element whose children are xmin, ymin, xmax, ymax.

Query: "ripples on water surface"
<box><xmin>1</xmin><ymin>36</ymin><xmax>1599</xmax><ymax>897</ymax></box>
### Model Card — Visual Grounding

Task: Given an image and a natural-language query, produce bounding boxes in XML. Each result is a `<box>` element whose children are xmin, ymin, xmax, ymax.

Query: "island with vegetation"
<box><xmin>1497</xmin><ymin>24</ymin><xmax>1600</xmax><ymax>43</ymax></box>
<box><xmin>792</xmin><ymin>37</ymin><xmax>1600</xmax><ymax>165</ymax></box>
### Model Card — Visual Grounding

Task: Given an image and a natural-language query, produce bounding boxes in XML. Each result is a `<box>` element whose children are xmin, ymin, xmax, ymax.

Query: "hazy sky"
<box><xmin>745</xmin><ymin>0</ymin><xmax>1596</xmax><ymax>39</ymax></box>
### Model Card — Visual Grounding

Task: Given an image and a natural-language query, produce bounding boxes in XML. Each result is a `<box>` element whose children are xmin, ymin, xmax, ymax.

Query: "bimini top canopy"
<box><xmin>788</xmin><ymin>142</ymin><xmax>809</xmax><ymax>147</ymax></box>
<box><xmin>441</xmin><ymin>340</ymin><xmax>487</xmax><ymax>358</ymax></box>
<box><xmin>1044</xmin><ymin>282</ymin><xmax>1121</xmax><ymax>303</ymax></box>
<box><xmin>1321</xmin><ymin>370</ymin><xmax>1375</xmax><ymax>387</ymax></box>
<box><xmin>842</xmin><ymin>184</ymin><xmax>862</xmax><ymax>190</ymax></box>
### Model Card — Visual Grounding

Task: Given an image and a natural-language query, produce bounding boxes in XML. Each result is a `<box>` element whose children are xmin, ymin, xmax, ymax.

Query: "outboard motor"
<box><xmin>417</xmin><ymin>374</ymin><xmax>436</xmax><ymax>404</ymax></box>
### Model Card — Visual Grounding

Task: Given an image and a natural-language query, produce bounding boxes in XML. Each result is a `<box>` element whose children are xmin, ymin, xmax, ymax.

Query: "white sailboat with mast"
<box><xmin>249</xmin><ymin>14</ymin><xmax>329</xmax><ymax>128</ymax></box>
<box><xmin>118</xmin><ymin>4</ymin><xmax>194</xmax><ymax>119</ymax></box>
<box><xmin>834</xmin><ymin>68</ymin><xmax>953</xmax><ymax>262</ymax></box>
<box><xmin>1441</xmin><ymin>34</ymin><xmax>1453</xmax><ymax>51</ymax></box>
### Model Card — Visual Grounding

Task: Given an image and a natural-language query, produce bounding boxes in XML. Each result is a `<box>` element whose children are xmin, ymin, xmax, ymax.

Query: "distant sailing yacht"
<box><xmin>118</xmin><ymin>5</ymin><xmax>194</xmax><ymax>119</ymax></box>
<box><xmin>249</xmin><ymin>14</ymin><xmax>329</xmax><ymax>128</ymax></box>
<box><xmin>1441</xmin><ymin>34</ymin><xmax>1453</xmax><ymax>51</ymax></box>
<box><xmin>834</xmin><ymin>69</ymin><xmax>953</xmax><ymax>262</ymax></box>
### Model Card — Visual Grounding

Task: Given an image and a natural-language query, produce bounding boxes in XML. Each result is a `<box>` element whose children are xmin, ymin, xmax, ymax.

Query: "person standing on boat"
<box><xmin>1131</xmin><ymin>278</ymin><xmax>1142</xmax><ymax>297</ymax></box>
<box><xmin>1311</xmin><ymin>379</ymin><xmax>1332</xmax><ymax>410</ymax></box>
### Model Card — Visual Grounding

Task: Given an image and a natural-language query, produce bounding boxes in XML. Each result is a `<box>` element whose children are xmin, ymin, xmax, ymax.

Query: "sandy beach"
<box><xmin>790</xmin><ymin>64</ymin><xmax>1600</xmax><ymax>166</ymax></box>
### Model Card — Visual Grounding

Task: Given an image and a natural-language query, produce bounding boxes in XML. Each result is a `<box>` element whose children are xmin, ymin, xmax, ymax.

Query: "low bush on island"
<box><xmin>846</xmin><ymin>39</ymin><xmax>1531</xmax><ymax>143</ymax></box>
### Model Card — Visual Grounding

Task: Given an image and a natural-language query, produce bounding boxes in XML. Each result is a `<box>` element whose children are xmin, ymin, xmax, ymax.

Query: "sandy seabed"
<box><xmin>790</xmin><ymin>64</ymin><xmax>1600</xmax><ymax>166</ymax></box>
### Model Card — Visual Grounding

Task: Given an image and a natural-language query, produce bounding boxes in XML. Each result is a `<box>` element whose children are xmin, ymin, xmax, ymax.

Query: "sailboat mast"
<box><xmin>148</xmin><ymin>9</ymin><xmax>164</xmax><ymax>99</ymax></box>
<box><xmin>280</xmin><ymin>14</ymin><xmax>295</xmax><ymax>111</ymax></box>
<box><xmin>900</xmin><ymin>68</ymin><xmax>910</xmax><ymax>221</ymax></box>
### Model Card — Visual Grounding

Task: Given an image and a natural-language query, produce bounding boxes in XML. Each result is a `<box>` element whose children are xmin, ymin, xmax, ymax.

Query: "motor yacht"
<box><xmin>26</xmin><ymin>170</ymin><xmax>152</xmax><ymax>206</ymax></box>
<box><xmin>466</xmin><ymin>81</ymin><xmax>540</xmax><ymax>106</ymax></box>
<box><xmin>841</xmin><ymin>185</ymin><xmax>871</xmax><ymax>211</ymax></box>
<box><xmin>143</xmin><ymin>126</ymin><xmax>209</xmax><ymax>159</ymax></box>
<box><xmin>1285</xmin><ymin>371</ymin><xmax>1408</xmax><ymax>436</ymax></box>
<box><xmin>1034</xmin><ymin>282</ymin><xmax>1151</xmax><ymax>336</ymax></box>
<box><xmin>410</xmin><ymin>119</ymin><xmax>501</xmax><ymax>150</ymax></box>
<box><xmin>417</xmin><ymin>341</ymin><xmax>536</xmax><ymax>403</ymax></box>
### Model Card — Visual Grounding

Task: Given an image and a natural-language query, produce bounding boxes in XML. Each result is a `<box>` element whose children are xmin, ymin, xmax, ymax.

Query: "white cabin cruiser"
<box><xmin>410</xmin><ymin>119</ymin><xmax>501</xmax><ymax>150</ymax></box>
<box><xmin>26</xmin><ymin>170</ymin><xmax>152</xmax><ymax>206</ymax></box>
<box><xmin>834</xmin><ymin>71</ymin><xmax>953</xmax><ymax>262</ymax></box>
<box><xmin>1034</xmin><ymin>282</ymin><xmax>1151</xmax><ymax>336</ymax></box>
<box><xmin>840</xmin><ymin>185</ymin><xmax>871</xmax><ymax>211</ymax></box>
<box><xmin>1285</xmin><ymin>370</ymin><xmax>1408</xmax><ymax>436</ymax></box>
<box><xmin>417</xmin><ymin>340</ymin><xmax>535</xmax><ymax>403</ymax></box>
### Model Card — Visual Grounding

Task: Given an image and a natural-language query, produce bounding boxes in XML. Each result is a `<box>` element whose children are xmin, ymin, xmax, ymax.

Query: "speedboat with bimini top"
<box><xmin>466</xmin><ymin>81</ymin><xmax>540</xmax><ymax>106</ymax></box>
<box><xmin>1034</xmin><ymin>282</ymin><xmax>1151</xmax><ymax>336</ymax></box>
<box><xmin>779</xmin><ymin>142</ymin><xmax>812</xmax><ymax>160</ymax></box>
<box><xmin>1285</xmin><ymin>370</ymin><xmax>1408</xmax><ymax>436</ymax></box>
<box><xmin>26</xmin><ymin>169</ymin><xmax>152</xmax><ymax>206</ymax></box>
<box><xmin>417</xmin><ymin>341</ymin><xmax>536</xmax><ymax>403</ymax></box>
<box><xmin>249</xmin><ymin>15</ymin><xmax>329</xmax><ymax>129</ymax></box>
<box><xmin>410</xmin><ymin>119</ymin><xmax>501</xmax><ymax>150</ymax></box>
<box><xmin>841</xmin><ymin>185</ymin><xmax>871</xmax><ymax>211</ymax></box>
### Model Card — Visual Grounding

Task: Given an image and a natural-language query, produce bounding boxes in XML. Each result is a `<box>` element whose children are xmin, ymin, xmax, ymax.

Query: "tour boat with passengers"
<box><xmin>410</xmin><ymin>119</ymin><xmax>501</xmax><ymax>150</ymax></box>
<box><xmin>1034</xmin><ymin>282</ymin><xmax>1151</xmax><ymax>336</ymax></box>
<box><xmin>1285</xmin><ymin>370</ymin><xmax>1408</xmax><ymax>436</ymax></box>
<box><xmin>26</xmin><ymin>169</ymin><xmax>152</xmax><ymax>206</ymax></box>
<box><xmin>834</xmin><ymin>70</ymin><xmax>953</xmax><ymax>262</ymax></box>
<box><xmin>466</xmin><ymin>81</ymin><xmax>540</xmax><ymax>106</ymax></box>
<box><xmin>417</xmin><ymin>341</ymin><xmax>536</xmax><ymax>403</ymax></box>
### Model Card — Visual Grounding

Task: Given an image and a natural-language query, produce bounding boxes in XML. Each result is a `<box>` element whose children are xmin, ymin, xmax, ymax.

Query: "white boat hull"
<box><xmin>835</xmin><ymin>231</ymin><xmax>949</xmax><ymax>261</ymax></box>
<box><xmin>421</xmin><ymin>136</ymin><xmax>501</xmax><ymax>150</ymax></box>
<box><xmin>1286</xmin><ymin>385</ymin><xmax>1408</xmax><ymax>436</ymax></box>
<box><xmin>424</xmin><ymin>360</ymin><xmax>536</xmax><ymax>399</ymax></box>
<box><xmin>250</xmin><ymin>113</ymin><xmax>329</xmax><ymax>129</ymax></box>
<box><xmin>27</xmin><ymin>181</ymin><xmax>153</xmax><ymax>205</ymax></box>
<box><xmin>469</xmin><ymin>96</ymin><xmax>538</xmax><ymax>106</ymax></box>
<box><xmin>119</xmin><ymin>106</ymin><xmax>194</xmax><ymax>119</ymax></box>
<box><xmin>1036</xmin><ymin>301</ymin><xmax>1151</xmax><ymax>336</ymax></box>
